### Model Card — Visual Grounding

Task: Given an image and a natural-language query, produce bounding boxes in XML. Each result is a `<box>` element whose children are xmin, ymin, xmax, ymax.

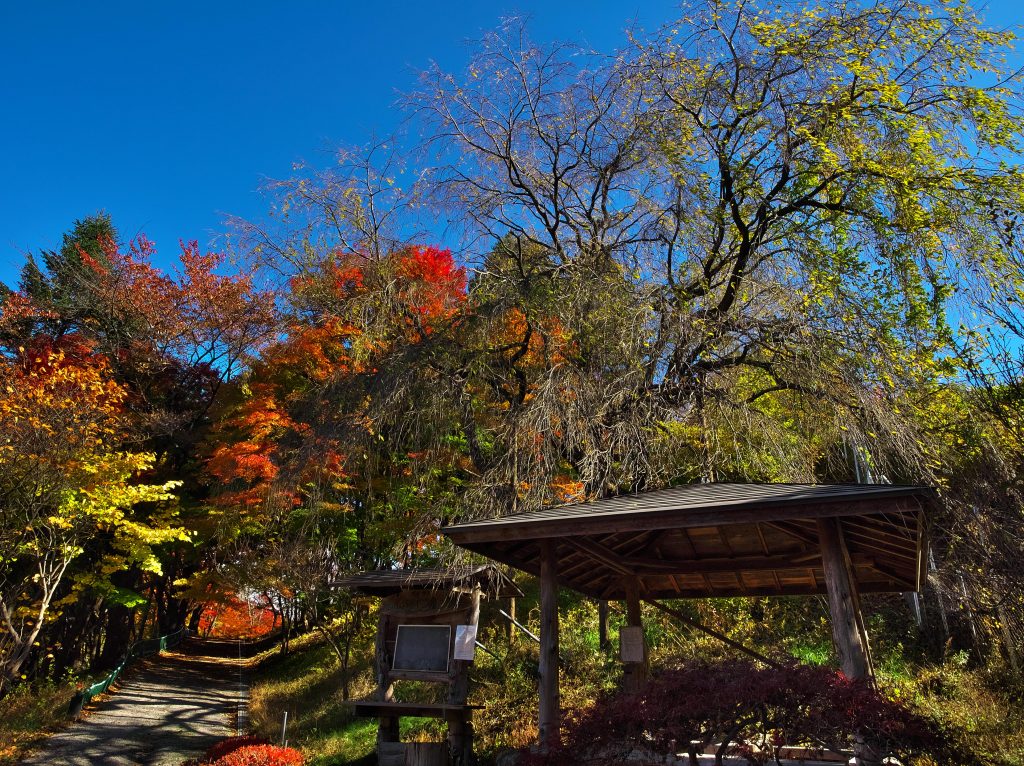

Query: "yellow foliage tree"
<box><xmin>0</xmin><ymin>344</ymin><xmax>185</xmax><ymax>691</ymax></box>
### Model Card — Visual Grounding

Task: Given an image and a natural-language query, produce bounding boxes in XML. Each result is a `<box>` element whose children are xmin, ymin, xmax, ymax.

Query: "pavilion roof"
<box><xmin>443</xmin><ymin>483</ymin><xmax>933</xmax><ymax>600</ymax></box>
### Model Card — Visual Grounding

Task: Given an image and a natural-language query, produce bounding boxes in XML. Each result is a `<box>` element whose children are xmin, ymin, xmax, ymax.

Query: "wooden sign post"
<box><xmin>622</xmin><ymin>577</ymin><xmax>649</xmax><ymax>693</ymax></box>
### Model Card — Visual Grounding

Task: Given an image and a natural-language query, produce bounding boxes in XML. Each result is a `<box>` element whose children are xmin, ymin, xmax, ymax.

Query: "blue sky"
<box><xmin>1</xmin><ymin>1</ymin><xmax>1019</xmax><ymax>286</ymax></box>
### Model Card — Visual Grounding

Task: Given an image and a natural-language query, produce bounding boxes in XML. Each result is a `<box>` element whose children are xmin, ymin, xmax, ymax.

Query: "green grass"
<box><xmin>0</xmin><ymin>677</ymin><xmax>91</xmax><ymax>764</ymax></box>
<box><xmin>789</xmin><ymin>641</ymin><xmax>833</xmax><ymax>666</ymax></box>
<box><xmin>901</xmin><ymin>662</ymin><xmax>1024</xmax><ymax>766</ymax></box>
<box><xmin>248</xmin><ymin>629</ymin><xmax>467</xmax><ymax>765</ymax></box>
<box><xmin>248</xmin><ymin>630</ymin><xmax>384</xmax><ymax>765</ymax></box>
<box><xmin>247</xmin><ymin>597</ymin><xmax>1024</xmax><ymax>766</ymax></box>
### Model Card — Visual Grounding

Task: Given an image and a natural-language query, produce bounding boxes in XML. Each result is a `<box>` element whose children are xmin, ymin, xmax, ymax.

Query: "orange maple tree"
<box><xmin>197</xmin><ymin>596</ymin><xmax>277</xmax><ymax>640</ymax></box>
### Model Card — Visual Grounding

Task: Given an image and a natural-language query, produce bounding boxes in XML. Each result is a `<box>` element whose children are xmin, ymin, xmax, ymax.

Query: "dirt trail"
<box><xmin>23</xmin><ymin>652</ymin><xmax>248</xmax><ymax>766</ymax></box>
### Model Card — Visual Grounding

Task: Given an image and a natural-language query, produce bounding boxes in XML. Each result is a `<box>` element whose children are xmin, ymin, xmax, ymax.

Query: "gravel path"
<box><xmin>23</xmin><ymin>652</ymin><xmax>248</xmax><ymax>766</ymax></box>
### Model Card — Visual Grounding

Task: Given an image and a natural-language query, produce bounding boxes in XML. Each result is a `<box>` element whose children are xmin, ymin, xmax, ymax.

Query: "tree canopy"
<box><xmin>2</xmin><ymin>1</ymin><xmax>1024</xmax><ymax>739</ymax></box>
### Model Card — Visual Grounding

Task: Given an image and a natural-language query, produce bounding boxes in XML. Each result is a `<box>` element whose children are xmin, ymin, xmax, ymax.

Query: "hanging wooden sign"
<box><xmin>620</xmin><ymin>625</ymin><xmax>645</xmax><ymax>663</ymax></box>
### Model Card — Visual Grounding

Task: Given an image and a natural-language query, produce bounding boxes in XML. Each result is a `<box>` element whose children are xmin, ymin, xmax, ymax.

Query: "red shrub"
<box><xmin>522</xmin><ymin>660</ymin><xmax>979</xmax><ymax>766</ymax></box>
<box><xmin>201</xmin><ymin>736</ymin><xmax>271</xmax><ymax>763</ymax></box>
<box><xmin>211</xmin><ymin>744</ymin><xmax>304</xmax><ymax>766</ymax></box>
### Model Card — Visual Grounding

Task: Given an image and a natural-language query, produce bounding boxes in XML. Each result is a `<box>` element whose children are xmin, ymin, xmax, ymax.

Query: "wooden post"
<box><xmin>817</xmin><ymin>518</ymin><xmax>872</xmax><ymax>681</ymax></box>
<box><xmin>598</xmin><ymin>600</ymin><xmax>609</xmax><ymax>651</ymax></box>
<box><xmin>506</xmin><ymin>596</ymin><xmax>517</xmax><ymax>644</ymax></box>
<box><xmin>538</xmin><ymin>540</ymin><xmax>560</xmax><ymax>749</ymax></box>
<box><xmin>448</xmin><ymin>587</ymin><xmax>481</xmax><ymax>705</ymax></box>
<box><xmin>448</xmin><ymin>587</ymin><xmax>481</xmax><ymax>763</ymax></box>
<box><xmin>445</xmin><ymin>709</ymin><xmax>469</xmax><ymax>766</ymax></box>
<box><xmin>818</xmin><ymin>518</ymin><xmax>881</xmax><ymax>766</ymax></box>
<box><xmin>622</xmin><ymin>577</ymin><xmax>649</xmax><ymax>692</ymax></box>
<box><xmin>406</xmin><ymin>742</ymin><xmax>448</xmax><ymax>766</ymax></box>
<box><xmin>372</xmin><ymin>610</ymin><xmax>400</xmax><ymax>747</ymax></box>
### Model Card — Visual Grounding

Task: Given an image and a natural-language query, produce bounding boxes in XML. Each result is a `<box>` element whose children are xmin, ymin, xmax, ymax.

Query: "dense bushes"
<box><xmin>192</xmin><ymin>736</ymin><xmax>304</xmax><ymax>766</ymax></box>
<box><xmin>200</xmin><ymin>736</ymin><xmax>272</xmax><ymax>762</ymax></box>
<box><xmin>522</xmin><ymin>660</ymin><xmax>979</xmax><ymax>766</ymax></box>
<box><xmin>211</xmin><ymin>745</ymin><xmax>303</xmax><ymax>766</ymax></box>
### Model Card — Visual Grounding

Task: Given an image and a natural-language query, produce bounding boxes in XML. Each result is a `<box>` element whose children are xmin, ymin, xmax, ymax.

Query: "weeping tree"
<box><xmin>236</xmin><ymin>0</ymin><xmax>1024</xmax><ymax>665</ymax></box>
<box><xmin>393</xmin><ymin>0</ymin><xmax>1019</xmax><ymax>496</ymax></box>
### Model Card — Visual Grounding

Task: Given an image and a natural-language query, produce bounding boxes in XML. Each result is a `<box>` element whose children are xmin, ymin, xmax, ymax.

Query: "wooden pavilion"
<box><xmin>442</xmin><ymin>482</ymin><xmax>934</xmax><ymax>749</ymax></box>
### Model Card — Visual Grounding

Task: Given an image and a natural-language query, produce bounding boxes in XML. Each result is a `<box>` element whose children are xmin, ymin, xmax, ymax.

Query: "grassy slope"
<box><xmin>248</xmin><ymin>593</ymin><xmax>1024</xmax><ymax>766</ymax></box>
<box><xmin>0</xmin><ymin>675</ymin><xmax>103</xmax><ymax>765</ymax></box>
<box><xmin>248</xmin><ymin>631</ymin><xmax>380</xmax><ymax>766</ymax></box>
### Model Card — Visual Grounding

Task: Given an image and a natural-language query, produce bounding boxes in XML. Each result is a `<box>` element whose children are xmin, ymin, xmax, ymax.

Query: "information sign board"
<box><xmin>393</xmin><ymin>624</ymin><xmax>452</xmax><ymax>673</ymax></box>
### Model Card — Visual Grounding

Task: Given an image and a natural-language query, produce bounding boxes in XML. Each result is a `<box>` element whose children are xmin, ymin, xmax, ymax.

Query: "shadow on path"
<box><xmin>22</xmin><ymin>652</ymin><xmax>246</xmax><ymax>766</ymax></box>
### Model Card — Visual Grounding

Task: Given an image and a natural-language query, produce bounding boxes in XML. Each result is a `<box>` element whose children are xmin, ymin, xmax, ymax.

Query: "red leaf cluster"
<box><xmin>198</xmin><ymin>595</ymin><xmax>277</xmax><ymax>640</ymax></box>
<box><xmin>523</xmin><ymin>660</ymin><xmax>978</xmax><ymax>766</ymax></box>
<box><xmin>211</xmin><ymin>745</ymin><xmax>304</xmax><ymax>766</ymax></box>
<box><xmin>395</xmin><ymin>245</ymin><xmax>466</xmax><ymax>325</ymax></box>
<box><xmin>200</xmin><ymin>736</ymin><xmax>271</xmax><ymax>762</ymax></box>
<box><xmin>197</xmin><ymin>737</ymin><xmax>303</xmax><ymax>766</ymax></box>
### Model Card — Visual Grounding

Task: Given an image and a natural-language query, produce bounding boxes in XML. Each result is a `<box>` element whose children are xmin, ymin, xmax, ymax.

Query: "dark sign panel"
<box><xmin>392</xmin><ymin>624</ymin><xmax>451</xmax><ymax>673</ymax></box>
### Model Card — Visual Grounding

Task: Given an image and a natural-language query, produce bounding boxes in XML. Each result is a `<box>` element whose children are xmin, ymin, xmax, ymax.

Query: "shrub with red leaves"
<box><xmin>210</xmin><ymin>744</ymin><xmax>304</xmax><ymax>766</ymax></box>
<box><xmin>521</xmin><ymin>660</ymin><xmax>980</xmax><ymax>766</ymax></box>
<box><xmin>200</xmin><ymin>736</ymin><xmax>272</xmax><ymax>763</ymax></box>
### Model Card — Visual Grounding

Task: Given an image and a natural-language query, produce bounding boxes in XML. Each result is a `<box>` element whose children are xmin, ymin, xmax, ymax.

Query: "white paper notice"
<box><xmin>453</xmin><ymin>624</ymin><xmax>478</xmax><ymax>661</ymax></box>
<box><xmin>620</xmin><ymin>625</ymin><xmax>645</xmax><ymax>663</ymax></box>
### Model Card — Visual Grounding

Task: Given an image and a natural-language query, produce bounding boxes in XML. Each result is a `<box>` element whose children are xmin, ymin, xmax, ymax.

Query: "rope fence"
<box><xmin>68</xmin><ymin>626</ymin><xmax>189</xmax><ymax>717</ymax></box>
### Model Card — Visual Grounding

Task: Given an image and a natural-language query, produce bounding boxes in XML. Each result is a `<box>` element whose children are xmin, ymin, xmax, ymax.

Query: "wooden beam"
<box><xmin>680</xmin><ymin>527</ymin><xmax>715</xmax><ymax>592</ymax></box>
<box><xmin>765</xmin><ymin>520</ymin><xmax>819</xmax><ymax>547</ymax></box>
<box><xmin>590</xmin><ymin>580</ymin><xmax>903</xmax><ymax>599</ymax></box>
<box><xmin>565</xmin><ymin>536</ymin><xmax>876</xmax><ymax>577</ymax></box>
<box><xmin>645</xmin><ymin>599</ymin><xmax>784</xmax><ymax>670</ymax></box>
<box><xmin>843</xmin><ymin>515</ymin><xmax>918</xmax><ymax>546</ymax></box>
<box><xmin>632</xmin><ymin>552</ymin><xmax>876</xmax><ymax>575</ymax></box>
<box><xmin>867</xmin><ymin>560</ymin><xmax>917</xmax><ymax>589</ymax></box>
<box><xmin>755</xmin><ymin>523</ymin><xmax>783</xmax><ymax>592</ymax></box>
<box><xmin>916</xmin><ymin>511</ymin><xmax>929</xmax><ymax>592</ymax></box>
<box><xmin>621</xmin><ymin>577</ymin><xmax>649</xmax><ymax>693</ymax></box>
<box><xmin>791</xmin><ymin>551</ymin><xmax>823</xmax><ymax>564</ymax></box>
<box><xmin>840</xmin><ymin>519</ymin><xmax>919</xmax><ymax>550</ymax></box>
<box><xmin>817</xmin><ymin>518</ymin><xmax>873</xmax><ymax>681</ymax></box>
<box><xmin>555</xmin><ymin>549</ymin><xmax>601</xmax><ymax>580</ymax></box>
<box><xmin>652</xmin><ymin>541</ymin><xmax>683</xmax><ymax>594</ymax></box>
<box><xmin>460</xmin><ymin>544</ymin><xmax>910</xmax><ymax>601</ymax></box>
<box><xmin>562</xmin><ymin>537</ymin><xmax>632</xmax><ymax>576</ymax></box>
<box><xmin>538</xmin><ymin>540</ymin><xmax>560</xmax><ymax>749</ymax></box>
<box><xmin>839</xmin><ymin>527</ymin><xmax>918</xmax><ymax>562</ymax></box>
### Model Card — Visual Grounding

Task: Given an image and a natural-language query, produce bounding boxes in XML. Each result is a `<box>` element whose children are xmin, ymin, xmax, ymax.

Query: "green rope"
<box><xmin>68</xmin><ymin>626</ymin><xmax>189</xmax><ymax>716</ymax></box>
